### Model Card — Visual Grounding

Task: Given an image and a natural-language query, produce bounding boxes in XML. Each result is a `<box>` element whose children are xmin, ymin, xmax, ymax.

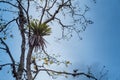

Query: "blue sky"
<box><xmin>66</xmin><ymin>0</ymin><xmax>120</xmax><ymax>79</ymax></box>
<box><xmin>51</xmin><ymin>0</ymin><xmax>120</xmax><ymax>79</ymax></box>
<box><xmin>39</xmin><ymin>0</ymin><xmax>120</xmax><ymax>80</ymax></box>
<box><xmin>0</xmin><ymin>0</ymin><xmax>120</xmax><ymax>80</ymax></box>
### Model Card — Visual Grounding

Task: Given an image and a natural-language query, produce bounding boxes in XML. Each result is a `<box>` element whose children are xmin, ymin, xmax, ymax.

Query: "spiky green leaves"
<box><xmin>28</xmin><ymin>19</ymin><xmax>51</xmax><ymax>51</ymax></box>
<box><xmin>29</xmin><ymin>20</ymin><xmax>51</xmax><ymax>36</ymax></box>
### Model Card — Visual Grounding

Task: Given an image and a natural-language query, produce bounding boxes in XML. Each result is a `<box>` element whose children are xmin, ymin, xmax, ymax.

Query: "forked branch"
<box><xmin>0</xmin><ymin>38</ymin><xmax>17</xmax><ymax>79</ymax></box>
<box><xmin>33</xmin><ymin>68</ymin><xmax>97</xmax><ymax>80</ymax></box>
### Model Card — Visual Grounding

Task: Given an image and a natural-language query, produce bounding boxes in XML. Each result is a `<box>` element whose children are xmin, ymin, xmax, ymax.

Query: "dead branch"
<box><xmin>0</xmin><ymin>38</ymin><xmax>17</xmax><ymax>79</ymax></box>
<box><xmin>44</xmin><ymin>0</ymin><xmax>70</xmax><ymax>24</ymax></box>
<box><xmin>33</xmin><ymin>68</ymin><xmax>97</xmax><ymax>80</ymax></box>
<box><xmin>39</xmin><ymin>0</ymin><xmax>48</xmax><ymax>24</ymax></box>
<box><xmin>0</xmin><ymin>1</ymin><xmax>18</xmax><ymax>8</ymax></box>
<box><xmin>0</xmin><ymin>63</ymin><xmax>18</xmax><ymax>68</ymax></box>
<box><xmin>0</xmin><ymin>18</ymin><xmax>17</xmax><ymax>32</ymax></box>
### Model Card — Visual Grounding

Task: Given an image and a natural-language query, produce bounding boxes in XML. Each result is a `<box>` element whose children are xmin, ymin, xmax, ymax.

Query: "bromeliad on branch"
<box><xmin>28</xmin><ymin>19</ymin><xmax>51</xmax><ymax>52</ymax></box>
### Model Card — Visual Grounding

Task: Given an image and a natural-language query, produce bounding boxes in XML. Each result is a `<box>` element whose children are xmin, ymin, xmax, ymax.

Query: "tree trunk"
<box><xmin>17</xmin><ymin>0</ymin><xmax>26</xmax><ymax>79</ymax></box>
<box><xmin>26</xmin><ymin>45</ymin><xmax>34</xmax><ymax>80</ymax></box>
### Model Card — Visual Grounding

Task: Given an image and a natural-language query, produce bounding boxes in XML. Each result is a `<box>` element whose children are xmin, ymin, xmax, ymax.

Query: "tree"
<box><xmin>0</xmin><ymin>0</ymin><xmax>96</xmax><ymax>80</ymax></box>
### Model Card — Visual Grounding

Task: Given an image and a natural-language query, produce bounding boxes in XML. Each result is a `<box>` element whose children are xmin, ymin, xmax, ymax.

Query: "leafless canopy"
<box><xmin>0</xmin><ymin>0</ymin><xmax>96</xmax><ymax>80</ymax></box>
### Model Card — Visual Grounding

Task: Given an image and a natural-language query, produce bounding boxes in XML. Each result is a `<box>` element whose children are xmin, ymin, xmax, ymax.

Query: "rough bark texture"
<box><xmin>17</xmin><ymin>0</ymin><xmax>26</xmax><ymax>79</ymax></box>
<box><xmin>26</xmin><ymin>45</ymin><xmax>34</xmax><ymax>80</ymax></box>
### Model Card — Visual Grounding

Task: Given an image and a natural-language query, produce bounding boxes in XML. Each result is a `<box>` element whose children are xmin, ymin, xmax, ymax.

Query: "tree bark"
<box><xmin>26</xmin><ymin>45</ymin><xmax>34</xmax><ymax>80</ymax></box>
<box><xmin>17</xmin><ymin>0</ymin><xmax>26</xmax><ymax>79</ymax></box>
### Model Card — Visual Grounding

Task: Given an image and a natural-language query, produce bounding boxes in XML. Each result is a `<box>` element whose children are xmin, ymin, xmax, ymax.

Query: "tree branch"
<box><xmin>44</xmin><ymin>0</ymin><xmax>69</xmax><ymax>24</ymax></box>
<box><xmin>0</xmin><ymin>38</ymin><xmax>17</xmax><ymax>79</ymax></box>
<box><xmin>0</xmin><ymin>38</ymin><xmax>15</xmax><ymax>64</ymax></box>
<box><xmin>0</xmin><ymin>47</ymin><xmax>6</xmax><ymax>50</ymax></box>
<box><xmin>33</xmin><ymin>68</ymin><xmax>97</xmax><ymax>80</ymax></box>
<box><xmin>16</xmin><ymin>0</ymin><xmax>27</xmax><ymax>14</ymax></box>
<box><xmin>39</xmin><ymin>0</ymin><xmax>48</xmax><ymax>24</ymax></box>
<box><xmin>16</xmin><ymin>1</ymin><xmax>27</xmax><ymax>80</ymax></box>
<box><xmin>0</xmin><ymin>63</ymin><xmax>18</xmax><ymax>67</ymax></box>
<box><xmin>0</xmin><ymin>18</ymin><xmax>17</xmax><ymax>33</ymax></box>
<box><xmin>0</xmin><ymin>1</ymin><xmax>18</xmax><ymax>8</ymax></box>
<box><xmin>47</xmin><ymin>0</ymin><xmax>57</xmax><ymax>11</ymax></box>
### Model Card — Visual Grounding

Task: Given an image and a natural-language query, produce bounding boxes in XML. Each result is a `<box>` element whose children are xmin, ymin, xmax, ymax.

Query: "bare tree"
<box><xmin>0</xmin><ymin>0</ymin><xmax>96</xmax><ymax>80</ymax></box>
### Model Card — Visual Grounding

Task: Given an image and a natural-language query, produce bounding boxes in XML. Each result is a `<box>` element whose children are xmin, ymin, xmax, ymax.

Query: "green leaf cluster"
<box><xmin>29</xmin><ymin>20</ymin><xmax>51</xmax><ymax>36</ymax></box>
